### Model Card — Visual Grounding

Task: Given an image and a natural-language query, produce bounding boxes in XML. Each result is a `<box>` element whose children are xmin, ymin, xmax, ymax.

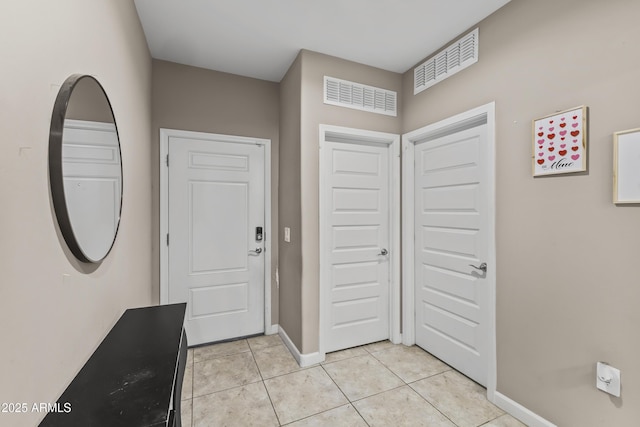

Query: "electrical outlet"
<box><xmin>597</xmin><ymin>362</ymin><xmax>621</xmax><ymax>397</ymax></box>
<box><xmin>284</xmin><ymin>227</ymin><xmax>291</xmax><ymax>243</ymax></box>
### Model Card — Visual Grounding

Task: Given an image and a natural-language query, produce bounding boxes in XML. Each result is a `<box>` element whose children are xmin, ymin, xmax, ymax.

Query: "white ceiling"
<box><xmin>134</xmin><ymin>0</ymin><xmax>511</xmax><ymax>82</ymax></box>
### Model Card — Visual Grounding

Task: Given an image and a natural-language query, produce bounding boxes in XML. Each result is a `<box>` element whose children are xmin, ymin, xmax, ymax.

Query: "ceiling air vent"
<box><xmin>324</xmin><ymin>76</ymin><xmax>397</xmax><ymax>117</ymax></box>
<box><xmin>414</xmin><ymin>28</ymin><xmax>479</xmax><ymax>95</ymax></box>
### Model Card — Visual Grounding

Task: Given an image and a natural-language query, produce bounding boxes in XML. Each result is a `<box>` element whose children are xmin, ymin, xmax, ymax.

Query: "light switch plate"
<box><xmin>284</xmin><ymin>227</ymin><xmax>291</xmax><ymax>243</ymax></box>
<box><xmin>596</xmin><ymin>362</ymin><xmax>621</xmax><ymax>397</ymax></box>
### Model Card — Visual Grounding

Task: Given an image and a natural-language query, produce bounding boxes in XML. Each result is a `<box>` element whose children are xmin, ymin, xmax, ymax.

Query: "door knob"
<box><xmin>248</xmin><ymin>248</ymin><xmax>262</xmax><ymax>255</ymax></box>
<box><xmin>469</xmin><ymin>262</ymin><xmax>487</xmax><ymax>273</ymax></box>
<box><xmin>378</xmin><ymin>248</ymin><xmax>388</xmax><ymax>256</ymax></box>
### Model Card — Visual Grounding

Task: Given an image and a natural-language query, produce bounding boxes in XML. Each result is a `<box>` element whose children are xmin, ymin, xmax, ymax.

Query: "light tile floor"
<box><xmin>180</xmin><ymin>336</ymin><xmax>527</xmax><ymax>427</ymax></box>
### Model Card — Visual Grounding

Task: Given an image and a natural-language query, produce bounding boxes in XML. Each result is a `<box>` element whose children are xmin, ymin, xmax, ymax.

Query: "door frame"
<box><xmin>159</xmin><ymin>128</ymin><xmax>275</xmax><ymax>335</ymax></box>
<box><xmin>319</xmin><ymin>124</ymin><xmax>402</xmax><ymax>359</ymax></box>
<box><xmin>401</xmin><ymin>102</ymin><xmax>497</xmax><ymax>399</ymax></box>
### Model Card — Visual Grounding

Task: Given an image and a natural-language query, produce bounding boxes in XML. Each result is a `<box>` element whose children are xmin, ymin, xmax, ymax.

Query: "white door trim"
<box><xmin>159</xmin><ymin>128</ymin><xmax>275</xmax><ymax>335</ymax></box>
<box><xmin>401</xmin><ymin>102</ymin><xmax>497</xmax><ymax>400</ymax></box>
<box><xmin>319</xmin><ymin>124</ymin><xmax>401</xmax><ymax>359</ymax></box>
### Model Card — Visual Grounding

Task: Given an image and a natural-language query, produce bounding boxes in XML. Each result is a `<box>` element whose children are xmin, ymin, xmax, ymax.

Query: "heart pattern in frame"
<box><xmin>533</xmin><ymin>106</ymin><xmax>586</xmax><ymax>176</ymax></box>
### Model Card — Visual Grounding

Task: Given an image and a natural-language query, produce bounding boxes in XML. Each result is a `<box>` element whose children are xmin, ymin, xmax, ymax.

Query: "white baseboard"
<box><xmin>390</xmin><ymin>333</ymin><xmax>402</xmax><ymax>345</ymax></box>
<box><xmin>278</xmin><ymin>326</ymin><xmax>325</xmax><ymax>367</ymax></box>
<box><xmin>493</xmin><ymin>391</ymin><xmax>557</xmax><ymax>427</ymax></box>
<box><xmin>265</xmin><ymin>323</ymin><xmax>279</xmax><ymax>335</ymax></box>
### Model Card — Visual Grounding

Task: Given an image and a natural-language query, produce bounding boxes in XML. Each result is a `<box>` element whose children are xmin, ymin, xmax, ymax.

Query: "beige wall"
<box><xmin>151</xmin><ymin>60</ymin><xmax>280</xmax><ymax>324</ymax></box>
<box><xmin>402</xmin><ymin>0</ymin><xmax>640</xmax><ymax>424</ymax></box>
<box><xmin>0</xmin><ymin>1</ymin><xmax>153</xmax><ymax>426</ymax></box>
<box><xmin>298</xmin><ymin>50</ymin><xmax>402</xmax><ymax>353</ymax></box>
<box><xmin>278</xmin><ymin>54</ymin><xmax>304</xmax><ymax>347</ymax></box>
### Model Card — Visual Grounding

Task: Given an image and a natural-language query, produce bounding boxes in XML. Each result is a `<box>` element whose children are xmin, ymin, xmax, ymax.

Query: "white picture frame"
<box><xmin>613</xmin><ymin>128</ymin><xmax>640</xmax><ymax>204</ymax></box>
<box><xmin>532</xmin><ymin>106</ymin><xmax>587</xmax><ymax>177</ymax></box>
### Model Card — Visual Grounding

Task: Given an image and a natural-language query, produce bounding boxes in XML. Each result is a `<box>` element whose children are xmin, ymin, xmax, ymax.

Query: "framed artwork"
<box><xmin>613</xmin><ymin>128</ymin><xmax>640</xmax><ymax>204</ymax></box>
<box><xmin>532</xmin><ymin>106</ymin><xmax>587</xmax><ymax>176</ymax></box>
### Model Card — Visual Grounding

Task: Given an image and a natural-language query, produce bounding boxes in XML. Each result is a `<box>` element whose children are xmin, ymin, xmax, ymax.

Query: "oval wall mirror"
<box><xmin>49</xmin><ymin>74</ymin><xmax>123</xmax><ymax>263</ymax></box>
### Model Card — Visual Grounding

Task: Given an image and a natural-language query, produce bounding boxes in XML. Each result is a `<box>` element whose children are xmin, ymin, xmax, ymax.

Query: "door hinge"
<box><xmin>166</xmin><ymin>154</ymin><xmax>169</xmax><ymax>167</ymax></box>
<box><xmin>166</xmin><ymin>233</ymin><xmax>169</xmax><ymax>246</ymax></box>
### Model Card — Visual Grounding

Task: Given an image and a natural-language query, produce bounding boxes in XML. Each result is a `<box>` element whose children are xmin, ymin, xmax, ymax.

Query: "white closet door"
<box><xmin>322</xmin><ymin>140</ymin><xmax>391</xmax><ymax>353</ymax></box>
<box><xmin>414</xmin><ymin>124</ymin><xmax>490</xmax><ymax>386</ymax></box>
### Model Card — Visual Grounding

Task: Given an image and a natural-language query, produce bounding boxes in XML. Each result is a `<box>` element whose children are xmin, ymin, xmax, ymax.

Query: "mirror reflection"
<box><xmin>50</xmin><ymin>75</ymin><xmax>122</xmax><ymax>263</ymax></box>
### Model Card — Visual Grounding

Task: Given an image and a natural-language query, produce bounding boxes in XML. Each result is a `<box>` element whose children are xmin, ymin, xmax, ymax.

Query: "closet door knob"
<box><xmin>469</xmin><ymin>262</ymin><xmax>487</xmax><ymax>273</ymax></box>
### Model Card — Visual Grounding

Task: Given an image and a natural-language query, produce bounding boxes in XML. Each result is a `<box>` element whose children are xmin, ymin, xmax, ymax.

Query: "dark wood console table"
<box><xmin>40</xmin><ymin>303</ymin><xmax>187</xmax><ymax>427</ymax></box>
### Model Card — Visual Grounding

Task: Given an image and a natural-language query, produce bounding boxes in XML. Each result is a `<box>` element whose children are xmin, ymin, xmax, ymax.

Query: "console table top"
<box><xmin>40</xmin><ymin>303</ymin><xmax>186</xmax><ymax>427</ymax></box>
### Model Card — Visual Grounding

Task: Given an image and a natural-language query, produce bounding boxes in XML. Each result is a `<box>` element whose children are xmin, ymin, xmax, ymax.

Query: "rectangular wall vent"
<box><xmin>414</xmin><ymin>28</ymin><xmax>479</xmax><ymax>95</ymax></box>
<box><xmin>324</xmin><ymin>76</ymin><xmax>397</xmax><ymax>117</ymax></box>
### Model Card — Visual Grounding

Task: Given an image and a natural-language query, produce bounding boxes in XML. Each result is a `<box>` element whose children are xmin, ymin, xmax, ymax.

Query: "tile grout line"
<box><xmin>186</xmin><ymin>347</ymin><xmax>194</xmax><ymax>427</ymax></box>
<box><xmin>190</xmin><ymin>348</ymin><xmax>194</xmax><ymax>426</ymax></box>
<box><xmin>349</xmin><ymin>383</ymin><xmax>409</xmax><ymax>427</ymax></box>
<box><xmin>248</xmin><ymin>341</ymin><xmax>284</xmax><ymax>426</ymax></box>
<box><xmin>477</xmin><ymin>415</ymin><xmax>500</xmax><ymax>427</ymax></box>
<box><xmin>322</xmin><ymin>360</ymin><xmax>388</xmax><ymax>427</ymax></box>
<box><xmin>319</xmin><ymin>363</ymin><xmax>351</xmax><ymax>403</ymax></box>
<box><xmin>406</xmin><ymin>372</ymin><xmax>464</xmax><ymax>427</ymax></box>
<box><xmin>329</xmin><ymin>352</ymin><xmax>409</xmax><ymax>396</ymax></box>
<box><xmin>318</xmin><ymin>361</ymin><xmax>372</xmax><ymax>426</ymax></box>
<box><xmin>318</xmin><ymin>342</ymin><xmax>408</xmax><ymax>426</ymax></box>
<box><xmin>247</xmin><ymin>341</ymin><xmax>267</xmax><ymax>383</ymax></box>
<box><xmin>190</xmin><ymin>340</ymin><xmax>264</xmax><ymax>400</ymax></box>
<box><xmin>408</xmin><ymin>367</ymin><xmax>506</xmax><ymax>427</ymax></box>
<box><xmin>412</xmin><ymin>391</ymin><xmax>459</xmax><ymax>427</ymax></box>
<box><xmin>326</xmin><ymin>344</ymin><xmax>459</xmax><ymax>427</ymax></box>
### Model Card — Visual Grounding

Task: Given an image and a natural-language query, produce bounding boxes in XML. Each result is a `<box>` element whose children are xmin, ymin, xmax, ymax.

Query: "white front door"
<box><xmin>413</xmin><ymin>123</ymin><xmax>491</xmax><ymax>386</ymax></box>
<box><xmin>321</xmin><ymin>134</ymin><xmax>393</xmax><ymax>353</ymax></box>
<box><xmin>168</xmin><ymin>135</ymin><xmax>265</xmax><ymax>346</ymax></box>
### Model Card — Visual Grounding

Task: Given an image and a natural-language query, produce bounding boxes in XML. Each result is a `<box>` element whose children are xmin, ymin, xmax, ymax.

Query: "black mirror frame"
<box><xmin>49</xmin><ymin>74</ymin><xmax>123</xmax><ymax>263</ymax></box>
